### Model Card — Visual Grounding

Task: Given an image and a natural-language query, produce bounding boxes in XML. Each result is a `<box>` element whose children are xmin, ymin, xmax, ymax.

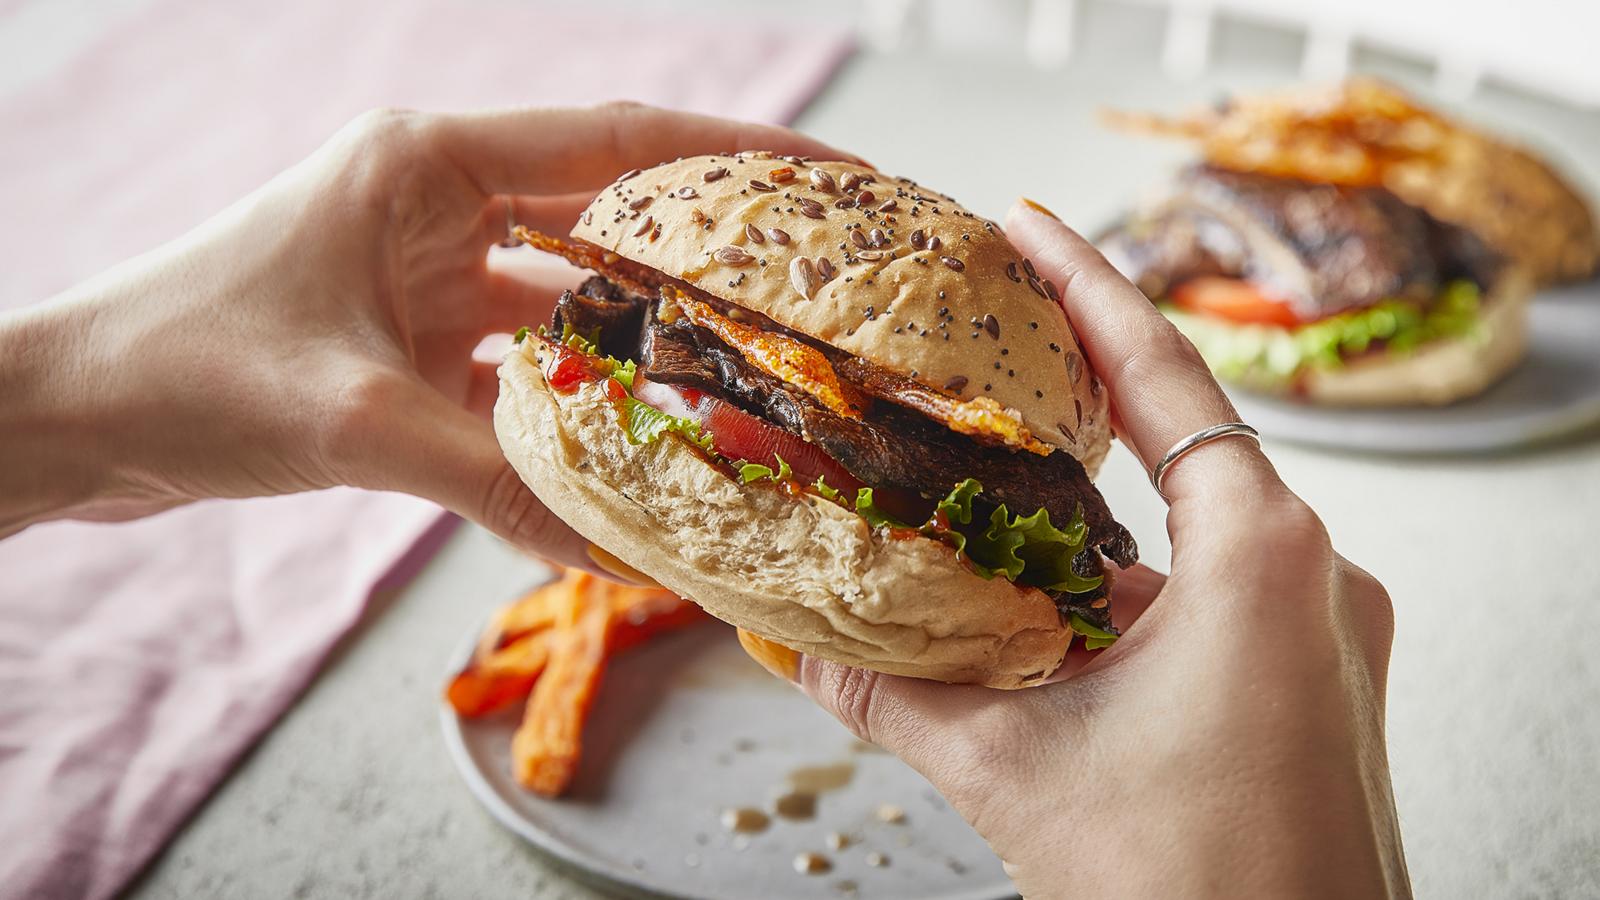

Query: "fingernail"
<box><xmin>737</xmin><ymin>628</ymin><xmax>800</xmax><ymax>682</ymax></box>
<box><xmin>1019</xmin><ymin>196</ymin><xmax>1061</xmax><ymax>221</ymax></box>
<box><xmin>585</xmin><ymin>543</ymin><xmax>660</xmax><ymax>588</ymax></box>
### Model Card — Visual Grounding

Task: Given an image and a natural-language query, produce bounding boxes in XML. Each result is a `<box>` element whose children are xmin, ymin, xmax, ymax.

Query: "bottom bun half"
<box><xmin>493</xmin><ymin>345</ymin><xmax>1072</xmax><ymax>689</ymax></box>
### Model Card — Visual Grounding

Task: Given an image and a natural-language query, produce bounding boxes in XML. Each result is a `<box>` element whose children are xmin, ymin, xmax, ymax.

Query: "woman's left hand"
<box><xmin>0</xmin><ymin>103</ymin><xmax>854</xmax><ymax>570</ymax></box>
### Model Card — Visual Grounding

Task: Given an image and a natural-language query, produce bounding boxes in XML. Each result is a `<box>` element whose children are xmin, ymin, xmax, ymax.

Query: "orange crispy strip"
<box><xmin>1102</xmin><ymin>80</ymin><xmax>1452</xmax><ymax>189</ymax></box>
<box><xmin>513</xmin><ymin>227</ymin><xmax>666</xmax><ymax>300</ymax></box>
<box><xmin>832</xmin><ymin>355</ymin><xmax>1050</xmax><ymax>455</ymax></box>
<box><xmin>512</xmin><ymin>573</ymin><xmax>613</xmax><ymax>796</ymax></box>
<box><xmin>668</xmin><ymin>287</ymin><xmax>1047</xmax><ymax>453</ymax></box>
<box><xmin>668</xmin><ymin>287</ymin><xmax>864</xmax><ymax>418</ymax></box>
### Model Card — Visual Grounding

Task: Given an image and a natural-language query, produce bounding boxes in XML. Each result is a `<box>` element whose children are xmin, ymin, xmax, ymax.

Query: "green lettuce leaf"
<box><xmin>738</xmin><ymin>462</ymin><xmax>774</xmax><ymax>483</ymax></box>
<box><xmin>556</xmin><ymin>322</ymin><xmax>602</xmax><ymax>355</ymax></box>
<box><xmin>936</xmin><ymin>483</ymin><xmax>1099</xmax><ymax>594</ymax></box>
<box><xmin>1163</xmin><ymin>280</ymin><xmax>1483</xmax><ymax>386</ymax></box>
<box><xmin>737</xmin><ymin>456</ymin><xmax>793</xmax><ymax>484</ymax></box>
<box><xmin>813</xmin><ymin>477</ymin><xmax>840</xmax><ymax>502</ymax></box>
<box><xmin>513</xmin><ymin>325</ymin><xmax>530</xmax><ymax>344</ymax></box>
<box><xmin>854</xmin><ymin>488</ymin><xmax>913</xmax><ymax>530</ymax></box>
<box><xmin>854</xmin><ymin>479</ymin><xmax>1102</xmax><ymax>596</ymax></box>
<box><xmin>934</xmin><ymin>478</ymin><xmax>982</xmax><ymax>526</ymax></box>
<box><xmin>622</xmin><ymin>397</ymin><xmax>713</xmax><ymax>451</ymax></box>
<box><xmin>1001</xmin><ymin>507</ymin><xmax>1100</xmax><ymax>594</ymax></box>
<box><xmin>1068</xmin><ymin>613</ymin><xmax>1118</xmax><ymax>650</ymax></box>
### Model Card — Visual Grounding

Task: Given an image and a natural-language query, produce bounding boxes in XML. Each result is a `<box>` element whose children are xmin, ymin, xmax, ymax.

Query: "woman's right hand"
<box><xmin>789</xmin><ymin>201</ymin><xmax>1406</xmax><ymax>898</ymax></box>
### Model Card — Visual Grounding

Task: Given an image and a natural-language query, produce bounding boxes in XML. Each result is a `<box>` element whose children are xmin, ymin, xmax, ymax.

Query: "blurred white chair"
<box><xmin>860</xmin><ymin>0</ymin><xmax>1600</xmax><ymax>107</ymax></box>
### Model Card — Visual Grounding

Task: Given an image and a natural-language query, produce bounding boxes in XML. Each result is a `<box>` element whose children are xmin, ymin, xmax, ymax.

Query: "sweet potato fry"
<box><xmin>512</xmin><ymin>573</ymin><xmax>612</xmax><ymax>795</ymax></box>
<box><xmin>446</xmin><ymin>632</ymin><xmax>551</xmax><ymax>718</ymax></box>
<box><xmin>609</xmin><ymin>599</ymin><xmax>706</xmax><ymax>653</ymax></box>
<box><xmin>474</xmin><ymin>579</ymin><xmax>564</xmax><ymax>658</ymax></box>
<box><xmin>446</xmin><ymin>567</ymin><xmax>710</xmax><ymax>794</ymax></box>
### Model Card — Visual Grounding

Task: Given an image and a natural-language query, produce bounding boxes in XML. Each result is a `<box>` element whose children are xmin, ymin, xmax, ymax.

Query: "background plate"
<box><xmin>440</xmin><ymin>622</ymin><xmax>1015</xmax><ymax>900</ymax></box>
<box><xmin>1227</xmin><ymin>286</ymin><xmax>1600</xmax><ymax>454</ymax></box>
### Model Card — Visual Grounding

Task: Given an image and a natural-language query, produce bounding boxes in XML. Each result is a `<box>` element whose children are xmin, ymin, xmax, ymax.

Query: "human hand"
<box><xmin>767</xmin><ymin>201</ymin><xmax>1405</xmax><ymax>897</ymax></box>
<box><xmin>0</xmin><ymin>103</ymin><xmax>853</xmax><ymax>571</ymax></box>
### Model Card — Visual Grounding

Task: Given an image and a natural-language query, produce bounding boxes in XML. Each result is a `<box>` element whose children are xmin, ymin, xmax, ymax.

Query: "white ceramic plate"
<box><xmin>440</xmin><ymin>622</ymin><xmax>1015</xmax><ymax>900</ymax></box>
<box><xmin>1226</xmin><ymin>287</ymin><xmax>1600</xmax><ymax>454</ymax></box>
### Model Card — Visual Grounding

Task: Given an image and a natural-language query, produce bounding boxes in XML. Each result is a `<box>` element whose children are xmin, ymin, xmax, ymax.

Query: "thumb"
<box><xmin>737</xmin><ymin>630</ymin><xmax>1020</xmax><ymax>795</ymax></box>
<box><xmin>360</xmin><ymin>376</ymin><xmax>602</xmax><ymax>574</ymax></box>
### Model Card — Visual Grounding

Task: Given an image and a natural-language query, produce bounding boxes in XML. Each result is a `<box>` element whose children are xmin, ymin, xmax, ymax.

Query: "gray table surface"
<box><xmin>27</xmin><ymin>1</ymin><xmax>1584</xmax><ymax>897</ymax></box>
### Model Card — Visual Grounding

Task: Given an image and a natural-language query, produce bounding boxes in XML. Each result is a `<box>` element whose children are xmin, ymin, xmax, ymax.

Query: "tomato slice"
<box><xmin>633</xmin><ymin>378</ymin><xmax>938</xmax><ymax>521</ymax></box>
<box><xmin>694</xmin><ymin>396</ymin><xmax>863</xmax><ymax>493</ymax></box>
<box><xmin>634</xmin><ymin>379</ymin><xmax>858</xmax><ymax>489</ymax></box>
<box><xmin>1171</xmin><ymin>277</ymin><xmax>1303</xmax><ymax>327</ymax></box>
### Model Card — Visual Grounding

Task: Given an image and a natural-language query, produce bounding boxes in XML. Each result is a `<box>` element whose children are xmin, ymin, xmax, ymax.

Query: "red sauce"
<box><xmin>541</xmin><ymin>341</ymin><xmax>600</xmax><ymax>393</ymax></box>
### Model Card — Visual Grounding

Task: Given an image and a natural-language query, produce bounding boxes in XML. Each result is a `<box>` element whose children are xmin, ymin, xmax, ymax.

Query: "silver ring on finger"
<box><xmin>496</xmin><ymin>196</ymin><xmax>521</xmax><ymax>248</ymax></box>
<box><xmin>1150</xmin><ymin>422</ymin><xmax>1261</xmax><ymax>498</ymax></box>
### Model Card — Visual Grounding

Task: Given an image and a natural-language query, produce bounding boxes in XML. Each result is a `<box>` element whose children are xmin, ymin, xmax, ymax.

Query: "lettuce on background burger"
<box><xmin>495</xmin><ymin>153</ymin><xmax>1135</xmax><ymax>689</ymax></box>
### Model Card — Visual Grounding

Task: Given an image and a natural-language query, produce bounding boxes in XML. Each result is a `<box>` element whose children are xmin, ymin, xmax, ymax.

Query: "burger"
<box><xmin>1097</xmin><ymin>79</ymin><xmax>1597</xmax><ymax>405</ymax></box>
<box><xmin>494</xmin><ymin>152</ymin><xmax>1136</xmax><ymax>689</ymax></box>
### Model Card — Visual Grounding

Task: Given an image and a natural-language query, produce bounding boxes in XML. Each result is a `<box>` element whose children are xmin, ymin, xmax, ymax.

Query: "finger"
<box><xmin>360</xmin><ymin>376</ymin><xmax>604</xmax><ymax>574</ymax></box>
<box><xmin>1004</xmin><ymin>200</ymin><xmax>1279</xmax><ymax>505</ymax></box>
<box><xmin>796</xmin><ymin>655</ymin><xmax>1053</xmax><ymax>804</ymax></box>
<box><xmin>464</xmin><ymin>359</ymin><xmax>500</xmax><ymax>420</ymax></box>
<box><xmin>481</xmin><ymin>266</ymin><xmax>577</xmax><ymax>334</ymax></box>
<box><xmin>735</xmin><ymin>630</ymin><xmax>997</xmax><ymax>768</ymax></box>
<box><xmin>476</xmin><ymin>192</ymin><xmax>596</xmax><ymax>248</ymax></box>
<box><xmin>1109</xmin><ymin>562</ymin><xmax>1168</xmax><ymax>629</ymax></box>
<box><xmin>437</xmin><ymin>102</ymin><xmax>865</xmax><ymax>197</ymax></box>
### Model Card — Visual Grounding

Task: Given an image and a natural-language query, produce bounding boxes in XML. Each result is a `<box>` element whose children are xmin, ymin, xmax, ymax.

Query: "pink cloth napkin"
<box><xmin>0</xmin><ymin>2</ymin><xmax>852</xmax><ymax>898</ymax></box>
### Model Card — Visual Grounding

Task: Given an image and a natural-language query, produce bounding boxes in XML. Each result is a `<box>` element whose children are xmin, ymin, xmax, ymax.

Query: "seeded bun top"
<box><xmin>570</xmin><ymin>153</ymin><xmax>1110</xmax><ymax>467</ymax></box>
